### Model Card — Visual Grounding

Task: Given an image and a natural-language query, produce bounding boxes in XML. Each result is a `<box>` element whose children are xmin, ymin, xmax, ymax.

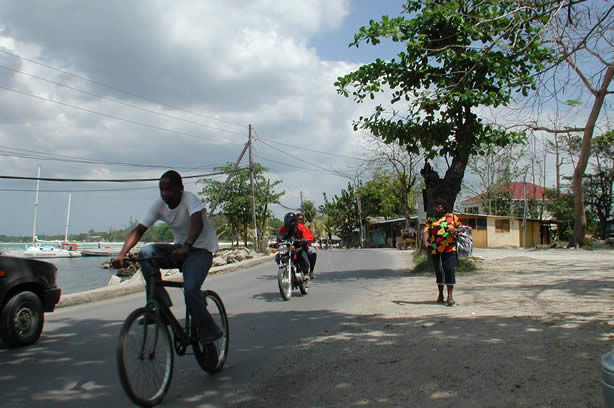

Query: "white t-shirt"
<box><xmin>141</xmin><ymin>191</ymin><xmax>219</xmax><ymax>253</ymax></box>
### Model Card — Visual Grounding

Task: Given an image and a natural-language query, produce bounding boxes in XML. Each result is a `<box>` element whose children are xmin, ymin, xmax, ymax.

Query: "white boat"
<box><xmin>23</xmin><ymin>169</ymin><xmax>82</xmax><ymax>258</ymax></box>
<box><xmin>23</xmin><ymin>243</ymin><xmax>82</xmax><ymax>258</ymax></box>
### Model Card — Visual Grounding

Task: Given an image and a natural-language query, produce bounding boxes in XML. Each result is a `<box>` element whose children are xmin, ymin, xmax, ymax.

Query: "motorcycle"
<box><xmin>270</xmin><ymin>240</ymin><xmax>309</xmax><ymax>301</ymax></box>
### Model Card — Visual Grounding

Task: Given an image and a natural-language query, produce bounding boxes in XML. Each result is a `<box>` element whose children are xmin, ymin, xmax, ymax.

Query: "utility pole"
<box><xmin>354</xmin><ymin>177</ymin><xmax>364</xmax><ymax>248</ymax></box>
<box><xmin>32</xmin><ymin>165</ymin><xmax>40</xmax><ymax>243</ymax></box>
<box><xmin>64</xmin><ymin>193</ymin><xmax>72</xmax><ymax>242</ymax></box>
<box><xmin>208</xmin><ymin>141</ymin><xmax>249</xmax><ymax>216</ymax></box>
<box><xmin>248</xmin><ymin>124</ymin><xmax>258</xmax><ymax>250</ymax></box>
<box><xmin>523</xmin><ymin>176</ymin><xmax>528</xmax><ymax>248</ymax></box>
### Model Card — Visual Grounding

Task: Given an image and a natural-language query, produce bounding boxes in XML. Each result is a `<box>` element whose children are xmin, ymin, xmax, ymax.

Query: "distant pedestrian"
<box><xmin>422</xmin><ymin>200</ymin><xmax>461</xmax><ymax>306</ymax></box>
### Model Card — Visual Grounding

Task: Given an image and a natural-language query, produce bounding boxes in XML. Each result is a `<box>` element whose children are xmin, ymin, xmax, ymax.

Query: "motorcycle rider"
<box><xmin>296</xmin><ymin>213</ymin><xmax>317</xmax><ymax>279</ymax></box>
<box><xmin>277</xmin><ymin>212</ymin><xmax>313</xmax><ymax>279</ymax></box>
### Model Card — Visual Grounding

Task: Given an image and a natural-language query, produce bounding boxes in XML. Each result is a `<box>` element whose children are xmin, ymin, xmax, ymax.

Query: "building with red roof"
<box><xmin>459</xmin><ymin>182</ymin><xmax>548</xmax><ymax>215</ymax></box>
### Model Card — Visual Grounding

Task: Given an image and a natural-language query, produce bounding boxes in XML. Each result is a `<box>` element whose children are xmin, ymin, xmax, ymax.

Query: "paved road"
<box><xmin>0</xmin><ymin>248</ymin><xmax>408</xmax><ymax>407</ymax></box>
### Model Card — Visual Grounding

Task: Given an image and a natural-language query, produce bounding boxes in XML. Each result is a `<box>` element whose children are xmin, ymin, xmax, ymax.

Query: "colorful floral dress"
<box><xmin>423</xmin><ymin>213</ymin><xmax>461</xmax><ymax>254</ymax></box>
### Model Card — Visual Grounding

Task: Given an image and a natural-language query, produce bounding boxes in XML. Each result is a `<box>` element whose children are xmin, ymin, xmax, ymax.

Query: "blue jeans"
<box><xmin>431</xmin><ymin>252</ymin><xmax>457</xmax><ymax>285</ymax></box>
<box><xmin>138</xmin><ymin>244</ymin><xmax>215</xmax><ymax>333</ymax></box>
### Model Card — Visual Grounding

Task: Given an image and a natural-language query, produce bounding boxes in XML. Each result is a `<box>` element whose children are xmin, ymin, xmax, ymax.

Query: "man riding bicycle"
<box><xmin>112</xmin><ymin>170</ymin><xmax>222</xmax><ymax>344</ymax></box>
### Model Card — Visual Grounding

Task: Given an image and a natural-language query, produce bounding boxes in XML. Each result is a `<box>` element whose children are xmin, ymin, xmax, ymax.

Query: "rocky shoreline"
<box><xmin>103</xmin><ymin>247</ymin><xmax>264</xmax><ymax>286</ymax></box>
<box><xmin>57</xmin><ymin>248</ymin><xmax>273</xmax><ymax>308</ymax></box>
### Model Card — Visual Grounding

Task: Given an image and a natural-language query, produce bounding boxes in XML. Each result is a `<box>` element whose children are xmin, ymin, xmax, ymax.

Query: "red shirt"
<box><xmin>278</xmin><ymin>223</ymin><xmax>313</xmax><ymax>242</ymax></box>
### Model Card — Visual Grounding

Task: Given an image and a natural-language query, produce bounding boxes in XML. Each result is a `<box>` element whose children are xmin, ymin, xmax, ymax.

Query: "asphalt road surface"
<box><xmin>0</xmin><ymin>248</ymin><xmax>408</xmax><ymax>407</ymax></box>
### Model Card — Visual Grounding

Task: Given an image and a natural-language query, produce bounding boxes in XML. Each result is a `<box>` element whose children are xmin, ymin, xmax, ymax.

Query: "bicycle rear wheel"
<box><xmin>117</xmin><ymin>307</ymin><xmax>174</xmax><ymax>407</ymax></box>
<box><xmin>194</xmin><ymin>290</ymin><xmax>229</xmax><ymax>374</ymax></box>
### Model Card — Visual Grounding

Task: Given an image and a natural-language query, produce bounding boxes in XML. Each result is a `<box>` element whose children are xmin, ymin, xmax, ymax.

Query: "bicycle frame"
<box><xmin>116</xmin><ymin>254</ymin><xmax>229</xmax><ymax>406</ymax></box>
<box><xmin>147</xmin><ymin>279</ymin><xmax>196</xmax><ymax>354</ymax></box>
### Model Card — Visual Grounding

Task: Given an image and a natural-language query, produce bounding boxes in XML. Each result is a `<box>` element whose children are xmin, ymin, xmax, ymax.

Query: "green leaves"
<box><xmin>197</xmin><ymin>162</ymin><xmax>284</xmax><ymax>244</ymax></box>
<box><xmin>336</xmin><ymin>0</ymin><xmax>554</xmax><ymax>161</ymax></box>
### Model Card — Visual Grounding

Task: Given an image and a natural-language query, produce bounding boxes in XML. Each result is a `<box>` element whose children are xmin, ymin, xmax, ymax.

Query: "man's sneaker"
<box><xmin>200</xmin><ymin>325</ymin><xmax>223</xmax><ymax>345</ymax></box>
<box><xmin>309</xmin><ymin>272</ymin><xmax>316</xmax><ymax>280</ymax></box>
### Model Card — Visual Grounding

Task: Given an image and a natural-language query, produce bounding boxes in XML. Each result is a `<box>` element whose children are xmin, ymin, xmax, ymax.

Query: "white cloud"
<box><xmin>0</xmin><ymin>0</ymin><xmax>374</xmax><ymax>236</ymax></box>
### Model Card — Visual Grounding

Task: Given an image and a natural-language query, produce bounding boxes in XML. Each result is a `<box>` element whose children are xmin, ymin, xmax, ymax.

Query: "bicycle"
<box><xmin>114</xmin><ymin>255</ymin><xmax>229</xmax><ymax>407</ymax></box>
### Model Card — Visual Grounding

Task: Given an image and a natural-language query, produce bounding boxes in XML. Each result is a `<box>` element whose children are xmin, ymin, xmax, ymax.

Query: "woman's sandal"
<box><xmin>437</xmin><ymin>295</ymin><xmax>445</xmax><ymax>304</ymax></box>
<box><xmin>446</xmin><ymin>298</ymin><xmax>456</xmax><ymax>306</ymax></box>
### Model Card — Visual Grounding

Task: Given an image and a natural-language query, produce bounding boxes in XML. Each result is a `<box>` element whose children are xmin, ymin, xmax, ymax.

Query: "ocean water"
<box><xmin>1</xmin><ymin>241</ymin><xmax>233</xmax><ymax>295</ymax></box>
<box><xmin>1</xmin><ymin>247</ymin><xmax>117</xmax><ymax>295</ymax></box>
<box><xmin>46</xmin><ymin>256</ymin><xmax>117</xmax><ymax>295</ymax></box>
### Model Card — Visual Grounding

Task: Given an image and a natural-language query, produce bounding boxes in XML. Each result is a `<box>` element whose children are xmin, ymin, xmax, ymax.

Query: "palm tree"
<box><xmin>307</xmin><ymin>216</ymin><xmax>327</xmax><ymax>242</ymax></box>
<box><xmin>300</xmin><ymin>200</ymin><xmax>317</xmax><ymax>223</ymax></box>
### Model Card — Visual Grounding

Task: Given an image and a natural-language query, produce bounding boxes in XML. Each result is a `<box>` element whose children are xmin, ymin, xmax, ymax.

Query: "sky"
<box><xmin>1</xmin><ymin>1</ymin><xmax>609</xmax><ymax>238</ymax></box>
<box><xmin>0</xmin><ymin>0</ymin><xmax>408</xmax><ymax>237</ymax></box>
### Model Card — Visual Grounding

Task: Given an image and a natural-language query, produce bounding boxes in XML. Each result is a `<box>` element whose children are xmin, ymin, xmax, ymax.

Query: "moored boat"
<box><xmin>23</xmin><ymin>244</ymin><xmax>82</xmax><ymax>258</ymax></box>
<box><xmin>81</xmin><ymin>248</ymin><xmax>121</xmax><ymax>257</ymax></box>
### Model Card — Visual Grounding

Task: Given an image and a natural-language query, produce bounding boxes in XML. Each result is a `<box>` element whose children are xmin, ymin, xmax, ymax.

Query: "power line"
<box><xmin>256</xmin><ymin>137</ymin><xmax>354</xmax><ymax>179</ymax></box>
<box><xmin>0</xmin><ymin>85</ymin><xmax>227</xmax><ymax>144</ymax></box>
<box><xmin>0</xmin><ymin>168</ymin><xmax>245</xmax><ymax>182</ymax></box>
<box><xmin>0</xmin><ymin>145</ymin><xmax>176</xmax><ymax>168</ymax></box>
<box><xmin>0</xmin><ymin>64</ymin><xmax>245</xmax><ymax>137</ymax></box>
<box><xmin>0</xmin><ymin>48</ymin><xmax>247</xmax><ymax>130</ymax></box>
<box><xmin>253</xmin><ymin>133</ymin><xmax>364</xmax><ymax>160</ymax></box>
<box><xmin>0</xmin><ymin>145</ymin><xmax>227</xmax><ymax>171</ymax></box>
<box><xmin>0</xmin><ymin>186</ymin><xmax>157</xmax><ymax>192</ymax></box>
<box><xmin>0</xmin><ymin>175</ymin><xmax>207</xmax><ymax>193</ymax></box>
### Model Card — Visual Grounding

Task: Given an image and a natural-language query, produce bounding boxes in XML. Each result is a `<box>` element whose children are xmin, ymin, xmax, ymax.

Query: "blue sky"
<box><xmin>0</xmin><ymin>0</ymin><xmax>410</xmax><ymax>237</ymax></box>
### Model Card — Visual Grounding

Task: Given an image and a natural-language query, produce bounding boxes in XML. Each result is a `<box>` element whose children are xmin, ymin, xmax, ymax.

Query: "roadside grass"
<box><xmin>410</xmin><ymin>250</ymin><xmax>478</xmax><ymax>274</ymax></box>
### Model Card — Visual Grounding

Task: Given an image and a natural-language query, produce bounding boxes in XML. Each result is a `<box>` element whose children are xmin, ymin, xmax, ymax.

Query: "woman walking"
<box><xmin>422</xmin><ymin>200</ymin><xmax>461</xmax><ymax>306</ymax></box>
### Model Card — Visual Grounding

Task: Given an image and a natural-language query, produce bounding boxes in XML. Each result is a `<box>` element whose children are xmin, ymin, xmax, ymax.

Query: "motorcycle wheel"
<box><xmin>278</xmin><ymin>265</ymin><xmax>292</xmax><ymax>301</ymax></box>
<box><xmin>298</xmin><ymin>275</ymin><xmax>309</xmax><ymax>295</ymax></box>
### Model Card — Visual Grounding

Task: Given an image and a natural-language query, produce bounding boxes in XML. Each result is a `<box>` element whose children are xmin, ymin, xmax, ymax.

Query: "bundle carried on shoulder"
<box><xmin>456</xmin><ymin>225</ymin><xmax>473</xmax><ymax>257</ymax></box>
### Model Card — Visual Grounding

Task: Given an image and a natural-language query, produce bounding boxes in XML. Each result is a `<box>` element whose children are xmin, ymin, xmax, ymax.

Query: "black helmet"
<box><xmin>284</xmin><ymin>212</ymin><xmax>297</xmax><ymax>229</ymax></box>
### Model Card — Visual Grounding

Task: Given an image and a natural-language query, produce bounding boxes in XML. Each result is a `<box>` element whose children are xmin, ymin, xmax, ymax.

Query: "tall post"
<box><xmin>32</xmin><ymin>165</ymin><xmax>40</xmax><ymax>243</ymax></box>
<box><xmin>248</xmin><ymin>124</ymin><xmax>258</xmax><ymax>250</ymax></box>
<box><xmin>64</xmin><ymin>193</ymin><xmax>72</xmax><ymax>242</ymax></box>
<box><xmin>355</xmin><ymin>177</ymin><xmax>364</xmax><ymax>248</ymax></box>
<box><xmin>523</xmin><ymin>177</ymin><xmax>528</xmax><ymax>248</ymax></box>
<box><xmin>209</xmin><ymin>141</ymin><xmax>249</xmax><ymax>216</ymax></box>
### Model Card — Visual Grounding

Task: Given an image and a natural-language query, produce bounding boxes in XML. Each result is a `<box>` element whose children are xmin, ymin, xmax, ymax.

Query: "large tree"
<box><xmin>335</xmin><ymin>0</ymin><xmax>556</xmax><ymax>216</ymax></box>
<box><xmin>527</xmin><ymin>1</ymin><xmax>613</xmax><ymax>246</ymax></box>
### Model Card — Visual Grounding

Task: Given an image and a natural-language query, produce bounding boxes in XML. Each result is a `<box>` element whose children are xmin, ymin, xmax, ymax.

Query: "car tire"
<box><xmin>0</xmin><ymin>291</ymin><xmax>45</xmax><ymax>347</ymax></box>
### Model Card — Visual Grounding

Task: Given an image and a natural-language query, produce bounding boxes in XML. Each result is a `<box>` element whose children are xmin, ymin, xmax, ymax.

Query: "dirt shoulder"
<box><xmin>228</xmin><ymin>248</ymin><xmax>614</xmax><ymax>407</ymax></box>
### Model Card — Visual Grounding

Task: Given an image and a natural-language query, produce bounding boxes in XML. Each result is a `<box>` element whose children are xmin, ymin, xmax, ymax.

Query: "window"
<box><xmin>459</xmin><ymin>217</ymin><xmax>477</xmax><ymax>229</ymax></box>
<box><xmin>476</xmin><ymin>218</ymin><xmax>487</xmax><ymax>230</ymax></box>
<box><xmin>495</xmin><ymin>219</ymin><xmax>510</xmax><ymax>233</ymax></box>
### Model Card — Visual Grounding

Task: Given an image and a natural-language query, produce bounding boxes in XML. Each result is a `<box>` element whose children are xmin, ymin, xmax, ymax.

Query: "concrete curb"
<box><xmin>57</xmin><ymin>254</ymin><xmax>275</xmax><ymax>308</ymax></box>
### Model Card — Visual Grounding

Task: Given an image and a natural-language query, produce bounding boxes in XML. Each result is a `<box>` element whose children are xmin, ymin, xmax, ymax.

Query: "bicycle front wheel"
<box><xmin>194</xmin><ymin>290</ymin><xmax>229</xmax><ymax>374</ymax></box>
<box><xmin>116</xmin><ymin>307</ymin><xmax>174</xmax><ymax>407</ymax></box>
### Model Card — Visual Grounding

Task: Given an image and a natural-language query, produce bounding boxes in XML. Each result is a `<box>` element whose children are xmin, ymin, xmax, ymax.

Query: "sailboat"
<box><xmin>23</xmin><ymin>167</ymin><xmax>81</xmax><ymax>258</ymax></box>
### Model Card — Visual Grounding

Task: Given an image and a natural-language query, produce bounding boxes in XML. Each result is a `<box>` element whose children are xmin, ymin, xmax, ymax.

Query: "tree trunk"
<box><xmin>571</xmin><ymin>66</ymin><xmax>613</xmax><ymax>247</ymax></box>
<box><xmin>420</xmin><ymin>158</ymin><xmax>467</xmax><ymax>217</ymax></box>
<box><xmin>242</xmin><ymin>224</ymin><xmax>248</xmax><ymax>247</ymax></box>
<box><xmin>421</xmin><ymin>107</ymin><xmax>474</xmax><ymax>217</ymax></box>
